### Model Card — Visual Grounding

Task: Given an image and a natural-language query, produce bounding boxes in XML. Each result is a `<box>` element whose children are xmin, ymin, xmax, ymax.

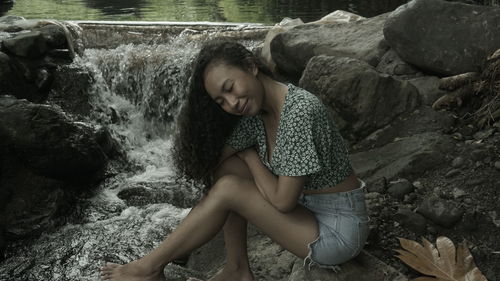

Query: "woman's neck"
<box><xmin>258</xmin><ymin>74</ymin><xmax>287</xmax><ymax>121</ymax></box>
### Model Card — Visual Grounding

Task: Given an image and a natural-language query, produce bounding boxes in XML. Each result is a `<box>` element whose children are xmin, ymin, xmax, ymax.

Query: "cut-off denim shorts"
<box><xmin>298</xmin><ymin>179</ymin><xmax>370</xmax><ymax>271</ymax></box>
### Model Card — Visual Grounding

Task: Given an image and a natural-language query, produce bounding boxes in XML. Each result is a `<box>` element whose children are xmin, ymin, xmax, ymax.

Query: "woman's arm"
<box><xmin>237</xmin><ymin>148</ymin><xmax>305</xmax><ymax>213</ymax></box>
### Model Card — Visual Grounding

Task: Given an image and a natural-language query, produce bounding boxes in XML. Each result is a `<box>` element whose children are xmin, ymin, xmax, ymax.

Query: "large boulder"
<box><xmin>350</xmin><ymin>132</ymin><xmax>455</xmax><ymax>185</ymax></box>
<box><xmin>0</xmin><ymin>95</ymin><xmax>108</xmax><ymax>180</ymax></box>
<box><xmin>270</xmin><ymin>13</ymin><xmax>390</xmax><ymax>79</ymax></box>
<box><xmin>383</xmin><ymin>0</ymin><xmax>500</xmax><ymax>76</ymax></box>
<box><xmin>299</xmin><ymin>55</ymin><xmax>420</xmax><ymax>140</ymax></box>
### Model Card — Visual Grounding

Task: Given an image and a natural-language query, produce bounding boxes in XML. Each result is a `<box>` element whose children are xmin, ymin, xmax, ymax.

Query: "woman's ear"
<box><xmin>251</xmin><ymin>64</ymin><xmax>258</xmax><ymax>76</ymax></box>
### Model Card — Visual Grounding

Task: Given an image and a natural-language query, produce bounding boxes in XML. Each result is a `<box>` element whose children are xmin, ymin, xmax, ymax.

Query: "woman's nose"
<box><xmin>227</xmin><ymin>95</ymin><xmax>239</xmax><ymax>109</ymax></box>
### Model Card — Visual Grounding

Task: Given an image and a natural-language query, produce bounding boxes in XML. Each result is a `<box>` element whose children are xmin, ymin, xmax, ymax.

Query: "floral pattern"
<box><xmin>225</xmin><ymin>84</ymin><xmax>352</xmax><ymax>190</ymax></box>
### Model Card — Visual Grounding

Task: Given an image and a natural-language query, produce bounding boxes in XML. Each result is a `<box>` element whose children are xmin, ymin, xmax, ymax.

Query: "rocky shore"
<box><xmin>0</xmin><ymin>0</ymin><xmax>499</xmax><ymax>280</ymax></box>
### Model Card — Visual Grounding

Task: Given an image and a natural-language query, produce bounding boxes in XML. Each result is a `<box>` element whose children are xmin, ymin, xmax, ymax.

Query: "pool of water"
<box><xmin>1</xmin><ymin>0</ymin><xmax>409</xmax><ymax>24</ymax></box>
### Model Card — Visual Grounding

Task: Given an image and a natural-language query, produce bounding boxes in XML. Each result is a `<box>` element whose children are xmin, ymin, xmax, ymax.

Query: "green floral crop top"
<box><xmin>225</xmin><ymin>84</ymin><xmax>353</xmax><ymax>190</ymax></box>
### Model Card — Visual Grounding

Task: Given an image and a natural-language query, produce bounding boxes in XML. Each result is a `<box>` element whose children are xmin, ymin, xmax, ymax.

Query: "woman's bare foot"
<box><xmin>187</xmin><ymin>265</ymin><xmax>254</xmax><ymax>281</ymax></box>
<box><xmin>100</xmin><ymin>260</ymin><xmax>166</xmax><ymax>281</ymax></box>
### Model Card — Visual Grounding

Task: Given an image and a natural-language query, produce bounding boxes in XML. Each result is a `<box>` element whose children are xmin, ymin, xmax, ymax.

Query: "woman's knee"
<box><xmin>209</xmin><ymin>174</ymin><xmax>248</xmax><ymax>203</ymax></box>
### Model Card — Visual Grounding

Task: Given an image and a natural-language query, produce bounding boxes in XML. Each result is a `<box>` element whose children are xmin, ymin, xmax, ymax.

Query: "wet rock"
<box><xmin>417</xmin><ymin>195</ymin><xmax>464</xmax><ymax>228</ymax></box>
<box><xmin>384</xmin><ymin>0</ymin><xmax>500</xmax><ymax>75</ymax></box>
<box><xmin>299</xmin><ymin>55</ymin><xmax>419</xmax><ymax>139</ymax></box>
<box><xmin>394</xmin><ymin>208</ymin><xmax>427</xmax><ymax>234</ymax></box>
<box><xmin>39</xmin><ymin>24</ymin><xmax>68</xmax><ymax>49</ymax></box>
<box><xmin>0</xmin><ymin>96</ymin><xmax>108</xmax><ymax>180</ymax></box>
<box><xmin>0</xmin><ymin>15</ymin><xmax>25</xmax><ymax>26</ymax></box>
<box><xmin>271</xmin><ymin>13</ymin><xmax>389</xmax><ymax>79</ymax></box>
<box><xmin>46</xmin><ymin>65</ymin><xmax>93</xmax><ymax>118</ymax></box>
<box><xmin>408</xmin><ymin>75</ymin><xmax>447</xmax><ymax>106</ymax></box>
<box><xmin>387</xmin><ymin>179</ymin><xmax>415</xmax><ymax>200</ymax></box>
<box><xmin>351</xmin><ymin>132</ymin><xmax>454</xmax><ymax>186</ymax></box>
<box><xmin>2</xmin><ymin>31</ymin><xmax>48</xmax><ymax>58</ymax></box>
<box><xmin>451</xmin><ymin>156</ymin><xmax>465</xmax><ymax>168</ymax></box>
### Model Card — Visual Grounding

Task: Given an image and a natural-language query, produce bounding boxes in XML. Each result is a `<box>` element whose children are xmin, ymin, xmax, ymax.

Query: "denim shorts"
<box><xmin>298</xmin><ymin>179</ymin><xmax>370</xmax><ymax>270</ymax></box>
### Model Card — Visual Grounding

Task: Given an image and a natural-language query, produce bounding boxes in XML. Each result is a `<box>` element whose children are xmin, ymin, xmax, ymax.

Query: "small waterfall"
<box><xmin>0</xmin><ymin>24</ymin><xmax>267</xmax><ymax>281</ymax></box>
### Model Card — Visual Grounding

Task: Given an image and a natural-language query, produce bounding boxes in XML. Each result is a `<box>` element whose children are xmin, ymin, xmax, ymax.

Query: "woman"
<box><xmin>100</xmin><ymin>39</ymin><xmax>369</xmax><ymax>281</ymax></box>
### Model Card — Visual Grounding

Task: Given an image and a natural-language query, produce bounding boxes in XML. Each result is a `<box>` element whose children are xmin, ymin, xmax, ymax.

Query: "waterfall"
<box><xmin>0</xmin><ymin>24</ymin><xmax>267</xmax><ymax>281</ymax></box>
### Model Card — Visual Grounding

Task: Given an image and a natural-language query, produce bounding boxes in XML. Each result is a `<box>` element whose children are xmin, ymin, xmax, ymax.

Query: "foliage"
<box><xmin>395</xmin><ymin>236</ymin><xmax>487</xmax><ymax>281</ymax></box>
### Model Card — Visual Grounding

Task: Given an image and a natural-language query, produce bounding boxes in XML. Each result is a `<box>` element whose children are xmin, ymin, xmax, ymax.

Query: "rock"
<box><xmin>351</xmin><ymin>132</ymin><xmax>454</xmax><ymax>186</ymax></box>
<box><xmin>445</xmin><ymin>169</ymin><xmax>461</xmax><ymax>178</ymax></box>
<box><xmin>271</xmin><ymin>13</ymin><xmax>390</xmax><ymax>79</ymax></box>
<box><xmin>2</xmin><ymin>31</ymin><xmax>48</xmax><ymax>58</ymax></box>
<box><xmin>495</xmin><ymin>161</ymin><xmax>500</xmax><ymax>171</ymax></box>
<box><xmin>384</xmin><ymin>0</ymin><xmax>500</xmax><ymax>75</ymax></box>
<box><xmin>0</xmin><ymin>96</ymin><xmax>108</xmax><ymax>180</ymax></box>
<box><xmin>452</xmin><ymin>188</ymin><xmax>466</xmax><ymax>199</ymax></box>
<box><xmin>417</xmin><ymin>195</ymin><xmax>464</xmax><ymax>228</ymax></box>
<box><xmin>408</xmin><ymin>76</ymin><xmax>447</xmax><ymax>106</ymax></box>
<box><xmin>376</xmin><ymin>49</ymin><xmax>419</xmax><ymax>76</ymax></box>
<box><xmin>288</xmin><ymin>250</ymin><xmax>407</xmax><ymax>281</ymax></box>
<box><xmin>394</xmin><ymin>208</ymin><xmax>427</xmax><ymax>234</ymax></box>
<box><xmin>387</xmin><ymin>179</ymin><xmax>415</xmax><ymax>200</ymax></box>
<box><xmin>473</xmin><ymin>128</ymin><xmax>495</xmax><ymax>140</ymax></box>
<box><xmin>39</xmin><ymin>24</ymin><xmax>68</xmax><ymax>49</ymax></box>
<box><xmin>0</xmin><ymin>15</ymin><xmax>25</xmax><ymax>28</ymax></box>
<box><xmin>366</xmin><ymin>177</ymin><xmax>386</xmax><ymax>193</ymax></box>
<box><xmin>451</xmin><ymin>156</ymin><xmax>465</xmax><ymax>168</ymax></box>
<box><xmin>34</xmin><ymin>67</ymin><xmax>52</xmax><ymax>90</ymax></box>
<box><xmin>471</xmin><ymin>149</ymin><xmax>488</xmax><ymax>162</ymax></box>
<box><xmin>299</xmin><ymin>55</ymin><xmax>419</xmax><ymax>139</ymax></box>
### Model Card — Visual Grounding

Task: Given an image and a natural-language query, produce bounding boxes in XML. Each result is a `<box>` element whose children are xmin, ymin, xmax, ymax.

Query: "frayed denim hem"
<box><xmin>303</xmin><ymin>236</ymin><xmax>342</xmax><ymax>273</ymax></box>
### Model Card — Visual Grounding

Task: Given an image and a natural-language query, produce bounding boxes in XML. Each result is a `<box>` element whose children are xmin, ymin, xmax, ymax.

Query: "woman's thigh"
<box><xmin>209</xmin><ymin>174</ymin><xmax>319</xmax><ymax>259</ymax></box>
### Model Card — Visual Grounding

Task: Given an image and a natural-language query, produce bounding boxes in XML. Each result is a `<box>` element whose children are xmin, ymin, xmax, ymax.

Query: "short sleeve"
<box><xmin>225</xmin><ymin>116</ymin><xmax>257</xmax><ymax>151</ymax></box>
<box><xmin>277</xmin><ymin>105</ymin><xmax>321</xmax><ymax>177</ymax></box>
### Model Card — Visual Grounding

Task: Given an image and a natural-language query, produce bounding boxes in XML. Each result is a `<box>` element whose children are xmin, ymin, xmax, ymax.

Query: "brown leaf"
<box><xmin>394</xmin><ymin>236</ymin><xmax>488</xmax><ymax>281</ymax></box>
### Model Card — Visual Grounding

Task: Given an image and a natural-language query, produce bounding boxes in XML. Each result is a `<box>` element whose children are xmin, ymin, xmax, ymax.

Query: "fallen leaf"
<box><xmin>395</xmin><ymin>236</ymin><xmax>487</xmax><ymax>281</ymax></box>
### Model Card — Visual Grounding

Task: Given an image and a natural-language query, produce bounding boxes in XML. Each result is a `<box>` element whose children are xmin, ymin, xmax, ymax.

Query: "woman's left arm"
<box><xmin>237</xmin><ymin>148</ymin><xmax>304</xmax><ymax>213</ymax></box>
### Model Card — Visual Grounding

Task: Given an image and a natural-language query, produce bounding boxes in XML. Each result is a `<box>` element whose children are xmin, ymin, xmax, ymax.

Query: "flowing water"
<box><xmin>0</xmin><ymin>25</ymin><xmax>265</xmax><ymax>280</ymax></box>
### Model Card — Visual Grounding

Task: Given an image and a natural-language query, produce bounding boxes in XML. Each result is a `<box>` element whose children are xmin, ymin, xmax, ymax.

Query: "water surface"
<box><xmin>2</xmin><ymin>0</ymin><xmax>409</xmax><ymax>24</ymax></box>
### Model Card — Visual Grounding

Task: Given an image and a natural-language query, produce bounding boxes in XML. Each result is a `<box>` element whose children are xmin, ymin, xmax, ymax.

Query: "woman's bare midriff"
<box><xmin>302</xmin><ymin>173</ymin><xmax>360</xmax><ymax>195</ymax></box>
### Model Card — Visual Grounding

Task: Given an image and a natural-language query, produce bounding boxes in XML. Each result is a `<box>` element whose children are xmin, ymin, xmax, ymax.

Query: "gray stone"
<box><xmin>417</xmin><ymin>195</ymin><xmax>464</xmax><ymax>228</ymax></box>
<box><xmin>494</xmin><ymin>161</ymin><xmax>500</xmax><ymax>171</ymax></box>
<box><xmin>39</xmin><ymin>24</ymin><xmax>68</xmax><ymax>49</ymax></box>
<box><xmin>351</xmin><ymin>132</ymin><xmax>454</xmax><ymax>186</ymax></box>
<box><xmin>394</xmin><ymin>208</ymin><xmax>427</xmax><ymax>234</ymax></box>
<box><xmin>452</xmin><ymin>188</ymin><xmax>466</xmax><ymax>199</ymax></box>
<box><xmin>271</xmin><ymin>13</ymin><xmax>390</xmax><ymax>78</ymax></box>
<box><xmin>299</xmin><ymin>55</ymin><xmax>419</xmax><ymax>139</ymax></box>
<box><xmin>384</xmin><ymin>0</ymin><xmax>500</xmax><ymax>75</ymax></box>
<box><xmin>376</xmin><ymin>49</ymin><xmax>419</xmax><ymax>76</ymax></box>
<box><xmin>408</xmin><ymin>76</ymin><xmax>447</xmax><ymax>106</ymax></box>
<box><xmin>451</xmin><ymin>156</ymin><xmax>465</xmax><ymax>168</ymax></box>
<box><xmin>387</xmin><ymin>179</ymin><xmax>415</xmax><ymax>200</ymax></box>
<box><xmin>2</xmin><ymin>31</ymin><xmax>48</xmax><ymax>58</ymax></box>
<box><xmin>288</xmin><ymin>250</ymin><xmax>408</xmax><ymax>281</ymax></box>
<box><xmin>0</xmin><ymin>15</ymin><xmax>25</xmax><ymax>26</ymax></box>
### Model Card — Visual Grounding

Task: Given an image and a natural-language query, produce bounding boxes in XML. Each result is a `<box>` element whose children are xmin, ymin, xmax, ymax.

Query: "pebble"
<box><xmin>451</xmin><ymin>157</ymin><xmax>464</xmax><ymax>168</ymax></box>
<box><xmin>413</xmin><ymin>181</ymin><xmax>424</xmax><ymax>189</ymax></box>
<box><xmin>387</xmin><ymin>179</ymin><xmax>415</xmax><ymax>200</ymax></box>
<box><xmin>452</xmin><ymin>188</ymin><xmax>466</xmax><ymax>199</ymax></box>
<box><xmin>451</xmin><ymin>132</ymin><xmax>463</xmax><ymax>140</ymax></box>
<box><xmin>417</xmin><ymin>195</ymin><xmax>464</xmax><ymax>228</ymax></box>
<box><xmin>495</xmin><ymin>161</ymin><xmax>500</xmax><ymax>171</ymax></box>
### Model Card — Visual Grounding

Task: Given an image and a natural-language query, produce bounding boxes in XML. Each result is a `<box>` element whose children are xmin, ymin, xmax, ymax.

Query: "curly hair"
<box><xmin>171</xmin><ymin>38</ymin><xmax>273</xmax><ymax>189</ymax></box>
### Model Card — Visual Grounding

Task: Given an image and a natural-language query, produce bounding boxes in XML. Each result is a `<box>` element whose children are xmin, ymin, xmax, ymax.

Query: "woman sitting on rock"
<box><xmin>100</xmin><ymin>39</ymin><xmax>369</xmax><ymax>281</ymax></box>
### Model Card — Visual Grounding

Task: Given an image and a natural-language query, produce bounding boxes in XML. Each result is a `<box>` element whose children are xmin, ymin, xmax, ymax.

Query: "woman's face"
<box><xmin>203</xmin><ymin>61</ymin><xmax>264</xmax><ymax>116</ymax></box>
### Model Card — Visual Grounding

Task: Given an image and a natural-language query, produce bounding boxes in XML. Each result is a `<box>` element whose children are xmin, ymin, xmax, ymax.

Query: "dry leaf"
<box><xmin>394</xmin><ymin>236</ymin><xmax>488</xmax><ymax>281</ymax></box>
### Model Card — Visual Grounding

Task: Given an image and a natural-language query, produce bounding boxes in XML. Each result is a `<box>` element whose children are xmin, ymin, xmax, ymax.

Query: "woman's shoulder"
<box><xmin>286</xmin><ymin>84</ymin><xmax>326</xmax><ymax>117</ymax></box>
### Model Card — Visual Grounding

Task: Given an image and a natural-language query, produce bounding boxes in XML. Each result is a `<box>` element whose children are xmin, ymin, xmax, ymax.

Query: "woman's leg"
<box><xmin>101</xmin><ymin>157</ymin><xmax>319</xmax><ymax>281</ymax></box>
<box><xmin>205</xmin><ymin>156</ymin><xmax>254</xmax><ymax>281</ymax></box>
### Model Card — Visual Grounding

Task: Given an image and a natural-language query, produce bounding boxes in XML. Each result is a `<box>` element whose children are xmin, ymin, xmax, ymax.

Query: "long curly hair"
<box><xmin>171</xmin><ymin>38</ymin><xmax>273</xmax><ymax>189</ymax></box>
